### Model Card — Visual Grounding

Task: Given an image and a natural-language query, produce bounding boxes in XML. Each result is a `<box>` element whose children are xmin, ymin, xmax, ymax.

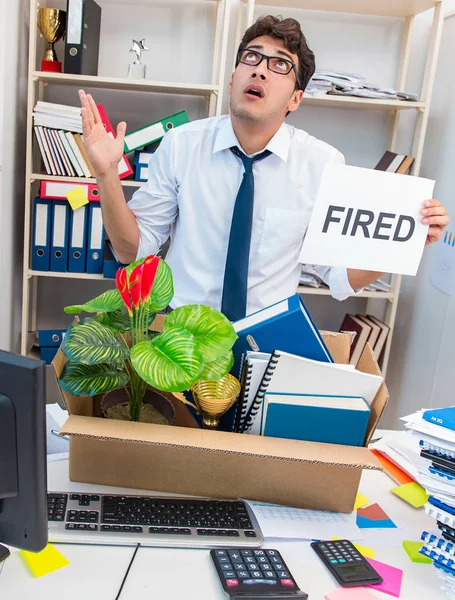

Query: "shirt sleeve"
<box><xmin>311</xmin><ymin>149</ymin><xmax>364</xmax><ymax>301</ymax></box>
<box><xmin>127</xmin><ymin>129</ymin><xmax>179</xmax><ymax>259</ymax></box>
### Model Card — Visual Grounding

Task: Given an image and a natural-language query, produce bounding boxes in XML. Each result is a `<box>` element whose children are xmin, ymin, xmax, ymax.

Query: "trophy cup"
<box><xmin>190</xmin><ymin>374</ymin><xmax>241</xmax><ymax>430</ymax></box>
<box><xmin>38</xmin><ymin>8</ymin><xmax>66</xmax><ymax>73</ymax></box>
<box><xmin>128</xmin><ymin>38</ymin><xmax>149</xmax><ymax>79</ymax></box>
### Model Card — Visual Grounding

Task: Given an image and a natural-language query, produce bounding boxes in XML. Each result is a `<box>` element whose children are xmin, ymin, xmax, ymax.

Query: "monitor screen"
<box><xmin>0</xmin><ymin>351</ymin><xmax>47</xmax><ymax>552</ymax></box>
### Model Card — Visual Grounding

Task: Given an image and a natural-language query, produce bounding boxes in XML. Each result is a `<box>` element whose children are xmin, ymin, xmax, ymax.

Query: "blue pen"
<box><xmin>51</xmin><ymin>429</ymin><xmax>69</xmax><ymax>441</ymax></box>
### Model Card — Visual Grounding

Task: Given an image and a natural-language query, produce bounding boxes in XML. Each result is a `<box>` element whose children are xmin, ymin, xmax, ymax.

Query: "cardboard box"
<box><xmin>53</xmin><ymin>329</ymin><xmax>387</xmax><ymax>513</ymax></box>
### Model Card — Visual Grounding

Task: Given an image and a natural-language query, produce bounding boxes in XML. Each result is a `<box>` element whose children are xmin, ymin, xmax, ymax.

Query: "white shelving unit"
<box><xmin>234</xmin><ymin>0</ymin><xmax>445</xmax><ymax>375</ymax></box>
<box><xmin>20</xmin><ymin>0</ymin><xmax>230</xmax><ymax>355</ymax></box>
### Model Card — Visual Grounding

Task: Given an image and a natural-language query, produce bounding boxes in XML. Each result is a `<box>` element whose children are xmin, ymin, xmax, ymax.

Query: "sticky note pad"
<box><xmin>402</xmin><ymin>540</ymin><xmax>432</xmax><ymax>563</ymax></box>
<box><xmin>20</xmin><ymin>543</ymin><xmax>69</xmax><ymax>577</ymax></box>
<box><xmin>66</xmin><ymin>187</ymin><xmax>89</xmax><ymax>211</ymax></box>
<box><xmin>391</xmin><ymin>482</ymin><xmax>429</xmax><ymax>508</ymax></box>
<box><xmin>324</xmin><ymin>586</ymin><xmax>379</xmax><ymax>600</ymax></box>
<box><xmin>354</xmin><ymin>492</ymin><xmax>370</xmax><ymax>511</ymax></box>
<box><xmin>366</xmin><ymin>558</ymin><xmax>403</xmax><ymax>597</ymax></box>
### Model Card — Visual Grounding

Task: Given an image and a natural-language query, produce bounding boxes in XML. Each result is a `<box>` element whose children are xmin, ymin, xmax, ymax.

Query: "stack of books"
<box><xmin>399</xmin><ymin>408</ymin><xmax>455</xmax><ymax>598</ymax></box>
<box><xmin>32</xmin><ymin>101</ymin><xmax>133</xmax><ymax>179</ymax></box>
<box><xmin>374</xmin><ymin>150</ymin><xmax>414</xmax><ymax>175</ymax></box>
<box><xmin>339</xmin><ymin>314</ymin><xmax>389</xmax><ymax>365</ymax></box>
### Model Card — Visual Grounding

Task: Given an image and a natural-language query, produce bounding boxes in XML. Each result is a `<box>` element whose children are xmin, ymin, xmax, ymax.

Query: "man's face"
<box><xmin>228</xmin><ymin>35</ymin><xmax>303</xmax><ymax>124</ymax></box>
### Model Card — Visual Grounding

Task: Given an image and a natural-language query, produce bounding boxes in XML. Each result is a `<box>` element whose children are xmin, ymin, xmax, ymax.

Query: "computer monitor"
<box><xmin>0</xmin><ymin>350</ymin><xmax>47</xmax><ymax>553</ymax></box>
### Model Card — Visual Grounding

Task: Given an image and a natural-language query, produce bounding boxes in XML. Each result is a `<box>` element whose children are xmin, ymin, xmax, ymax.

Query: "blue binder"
<box><xmin>50</xmin><ymin>200</ymin><xmax>70</xmax><ymax>272</ymax></box>
<box><xmin>37</xmin><ymin>329</ymin><xmax>66</xmax><ymax>347</ymax></box>
<box><xmin>68</xmin><ymin>203</ymin><xmax>88</xmax><ymax>272</ymax></box>
<box><xmin>39</xmin><ymin>346</ymin><xmax>60</xmax><ymax>365</ymax></box>
<box><xmin>31</xmin><ymin>197</ymin><xmax>52</xmax><ymax>271</ymax></box>
<box><xmin>86</xmin><ymin>202</ymin><xmax>105</xmax><ymax>274</ymax></box>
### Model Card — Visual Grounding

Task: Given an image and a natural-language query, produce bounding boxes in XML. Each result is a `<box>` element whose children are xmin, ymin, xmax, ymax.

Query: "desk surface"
<box><xmin>1</xmin><ymin>460</ymin><xmax>445</xmax><ymax>600</ymax></box>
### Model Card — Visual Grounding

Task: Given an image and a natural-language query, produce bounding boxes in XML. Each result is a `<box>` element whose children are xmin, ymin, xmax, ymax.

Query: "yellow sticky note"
<box><xmin>20</xmin><ymin>543</ymin><xmax>69</xmax><ymax>577</ymax></box>
<box><xmin>66</xmin><ymin>187</ymin><xmax>89</xmax><ymax>211</ymax></box>
<box><xmin>390</xmin><ymin>482</ymin><xmax>429</xmax><ymax>508</ymax></box>
<box><xmin>332</xmin><ymin>537</ymin><xmax>375</xmax><ymax>559</ymax></box>
<box><xmin>354</xmin><ymin>492</ymin><xmax>370</xmax><ymax>511</ymax></box>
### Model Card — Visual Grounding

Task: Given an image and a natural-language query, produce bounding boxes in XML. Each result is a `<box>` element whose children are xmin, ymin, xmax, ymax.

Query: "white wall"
<box><xmin>0</xmin><ymin>0</ymin><xmax>28</xmax><ymax>352</ymax></box>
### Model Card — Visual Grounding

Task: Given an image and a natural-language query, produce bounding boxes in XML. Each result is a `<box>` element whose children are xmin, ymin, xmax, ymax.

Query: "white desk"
<box><xmin>1</xmin><ymin>460</ymin><xmax>445</xmax><ymax>599</ymax></box>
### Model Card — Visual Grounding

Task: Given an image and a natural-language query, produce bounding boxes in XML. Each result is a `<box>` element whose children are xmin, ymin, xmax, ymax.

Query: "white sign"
<box><xmin>299</xmin><ymin>163</ymin><xmax>435</xmax><ymax>276</ymax></box>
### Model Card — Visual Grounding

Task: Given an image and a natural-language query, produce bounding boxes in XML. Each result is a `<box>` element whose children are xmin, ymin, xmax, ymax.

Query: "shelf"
<box><xmin>32</xmin><ymin>72</ymin><xmax>218</xmax><ymax>96</ymax></box>
<box><xmin>302</xmin><ymin>95</ymin><xmax>425</xmax><ymax>111</ymax></box>
<box><xmin>248</xmin><ymin>0</ymin><xmax>440</xmax><ymax>18</ymax></box>
<box><xmin>297</xmin><ymin>286</ymin><xmax>395</xmax><ymax>299</ymax></box>
<box><xmin>28</xmin><ymin>270</ymin><xmax>109</xmax><ymax>281</ymax></box>
<box><xmin>30</xmin><ymin>173</ymin><xmax>142</xmax><ymax>188</ymax></box>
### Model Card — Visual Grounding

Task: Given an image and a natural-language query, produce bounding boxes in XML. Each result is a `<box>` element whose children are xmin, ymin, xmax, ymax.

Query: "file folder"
<box><xmin>40</xmin><ymin>180</ymin><xmax>100</xmax><ymax>202</ymax></box>
<box><xmin>124</xmin><ymin>111</ymin><xmax>189</xmax><ymax>153</ymax></box>
<box><xmin>86</xmin><ymin>202</ymin><xmax>105</xmax><ymax>273</ymax></box>
<box><xmin>68</xmin><ymin>204</ymin><xmax>88</xmax><ymax>272</ymax></box>
<box><xmin>97</xmin><ymin>104</ymin><xmax>133</xmax><ymax>180</ymax></box>
<box><xmin>31</xmin><ymin>197</ymin><xmax>52</xmax><ymax>271</ymax></box>
<box><xmin>64</xmin><ymin>0</ymin><xmax>102</xmax><ymax>76</ymax></box>
<box><xmin>133</xmin><ymin>150</ymin><xmax>154</xmax><ymax>181</ymax></box>
<box><xmin>50</xmin><ymin>200</ymin><xmax>70</xmax><ymax>272</ymax></box>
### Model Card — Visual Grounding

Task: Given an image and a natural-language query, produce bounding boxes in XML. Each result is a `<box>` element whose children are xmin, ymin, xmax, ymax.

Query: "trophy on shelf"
<box><xmin>127</xmin><ymin>38</ymin><xmax>149</xmax><ymax>79</ymax></box>
<box><xmin>190</xmin><ymin>374</ymin><xmax>241</xmax><ymax>430</ymax></box>
<box><xmin>37</xmin><ymin>8</ymin><xmax>67</xmax><ymax>73</ymax></box>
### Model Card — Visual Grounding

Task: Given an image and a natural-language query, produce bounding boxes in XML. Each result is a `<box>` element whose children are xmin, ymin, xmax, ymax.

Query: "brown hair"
<box><xmin>237</xmin><ymin>15</ymin><xmax>315</xmax><ymax>91</ymax></box>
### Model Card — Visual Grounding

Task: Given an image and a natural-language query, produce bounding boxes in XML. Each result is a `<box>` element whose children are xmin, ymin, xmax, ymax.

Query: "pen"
<box><xmin>51</xmin><ymin>429</ymin><xmax>69</xmax><ymax>441</ymax></box>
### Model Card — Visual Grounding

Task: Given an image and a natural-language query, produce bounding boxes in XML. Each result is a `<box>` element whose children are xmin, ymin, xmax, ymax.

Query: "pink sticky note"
<box><xmin>366</xmin><ymin>558</ymin><xmax>403</xmax><ymax>597</ymax></box>
<box><xmin>324</xmin><ymin>586</ymin><xmax>379</xmax><ymax>600</ymax></box>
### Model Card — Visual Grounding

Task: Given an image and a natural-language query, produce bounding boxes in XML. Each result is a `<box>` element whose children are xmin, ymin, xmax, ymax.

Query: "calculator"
<box><xmin>311</xmin><ymin>539</ymin><xmax>383</xmax><ymax>587</ymax></box>
<box><xmin>210</xmin><ymin>548</ymin><xmax>308</xmax><ymax>599</ymax></box>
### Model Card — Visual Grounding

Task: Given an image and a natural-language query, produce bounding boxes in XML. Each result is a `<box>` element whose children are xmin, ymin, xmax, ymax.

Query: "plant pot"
<box><xmin>101</xmin><ymin>387</ymin><xmax>176</xmax><ymax>425</ymax></box>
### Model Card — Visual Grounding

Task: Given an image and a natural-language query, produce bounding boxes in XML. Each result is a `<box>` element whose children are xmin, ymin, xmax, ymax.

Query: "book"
<box><xmin>339</xmin><ymin>314</ymin><xmax>372</xmax><ymax>365</ymax></box>
<box><xmin>423</xmin><ymin>407</ymin><xmax>455</xmax><ymax>432</ymax></box>
<box><xmin>356</xmin><ymin>315</ymin><xmax>381</xmax><ymax>351</ymax></box>
<box><xmin>244</xmin><ymin>350</ymin><xmax>383</xmax><ymax>434</ymax></box>
<box><xmin>374</xmin><ymin>150</ymin><xmax>414</xmax><ymax>174</ymax></box>
<box><xmin>260</xmin><ymin>393</ymin><xmax>371</xmax><ymax>446</ymax></box>
<box><xmin>74</xmin><ymin>133</ymin><xmax>96</xmax><ymax>177</ymax></box>
<box><xmin>366</xmin><ymin>315</ymin><xmax>390</xmax><ymax>361</ymax></box>
<box><xmin>396</xmin><ymin>155</ymin><xmax>414</xmax><ymax>174</ymax></box>
<box><xmin>232</xmin><ymin>294</ymin><xmax>333</xmax><ymax>380</ymax></box>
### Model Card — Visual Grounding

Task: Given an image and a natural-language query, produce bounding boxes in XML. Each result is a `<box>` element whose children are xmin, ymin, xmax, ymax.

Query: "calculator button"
<box><xmin>215</xmin><ymin>550</ymin><xmax>227</xmax><ymax>556</ymax></box>
<box><xmin>229</xmin><ymin>551</ymin><xmax>242</xmax><ymax>561</ymax></box>
<box><xmin>234</xmin><ymin>563</ymin><xmax>246</xmax><ymax>571</ymax></box>
<box><xmin>257</xmin><ymin>556</ymin><xmax>267</xmax><ymax>563</ymax></box>
<box><xmin>237</xmin><ymin>571</ymin><xmax>249</xmax><ymax>578</ymax></box>
<box><xmin>245</xmin><ymin>557</ymin><xmax>255</xmax><ymax>563</ymax></box>
<box><xmin>224</xmin><ymin>571</ymin><xmax>236</xmax><ymax>578</ymax></box>
<box><xmin>248</xmin><ymin>563</ymin><xmax>259</xmax><ymax>570</ymax></box>
<box><xmin>221</xmin><ymin>563</ymin><xmax>233</xmax><ymax>571</ymax></box>
<box><xmin>270</xmin><ymin>556</ymin><xmax>280</xmax><ymax>563</ymax></box>
<box><xmin>264</xmin><ymin>570</ymin><xmax>275</xmax><ymax>578</ymax></box>
<box><xmin>274</xmin><ymin>563</ymin><xmax>285</xmax><ymax>570</ymax></box>
<box><xmin>347</xmin><ymin>558</ymin><xmax>354</xmax><ymax>562</ymax></box>
<box><xmin>245</xmin><ymin>531</ymin><xmax>257</xmax><ymax>537</ymax></box>
<box><xmin>355</xmin><ymin>558</ymin><xmax>363</xmax><ymax>561</ymax></box>
<box><xmin>330</xmin><ymin>559</ymin><xmax>338</xmax><ymax>564</ymax></box>
<box><xmin>266</xmin><ymin>550</ymin><xmax>278</xmax><ymax>556</ymax></box>
<box><xmin>251</xmin><ymin>571</ymin><xmax>262</xmax><ymax>578</ymax></box>
<box><xmin>241</xmin><ymin>550</ymin><xmax>253</xmax><ymax>557</ymax></box>
<box><xmin>225</xmin><ymin>579</ymin><xmax>239</xmax><ymax>587</ymax></box>
<box><xmin>281</xmin><ymin>579</ymin><xmax>295</xmax><ymax>587</ymax></box>
<box><xmin>338</xmin><ymin>559</ymin><xmax>346</xmax><ymax>563</ymax></box>
<box><xmin>277</xmin><ymin>571</ymin><xmax>289</xmax><ymax>578</ymax></box>
<box><xmin>219</xmin><ymin>557</ymin><xmax>230</xmax><ymax>563</ymax></box>
<box><xmin>260</xmin><ymin>563</ymin><xmax>271</xmax><ymax>571</ymax></box>
<box><xmin>253</xmin><ymin>550</ymin><xmax>266</xmax><ymax>556</ymax></box>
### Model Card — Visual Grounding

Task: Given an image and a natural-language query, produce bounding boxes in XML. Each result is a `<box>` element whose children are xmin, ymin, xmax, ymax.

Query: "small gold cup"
<box><xmin>38</xmin><ymin>8</ymin><xmax>66</xmax><ymax>72</ymax></box>
<box><xmin>191</xmin><ymin>374</ymin><xmax>241</xmax><ymax>429</ymax></box>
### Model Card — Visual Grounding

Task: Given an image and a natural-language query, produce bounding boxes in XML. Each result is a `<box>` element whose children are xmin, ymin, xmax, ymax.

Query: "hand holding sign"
<box><xmin>299</xmin><ymin>163</ymin><xmax>435</xmax><ymax>276</ymax></box>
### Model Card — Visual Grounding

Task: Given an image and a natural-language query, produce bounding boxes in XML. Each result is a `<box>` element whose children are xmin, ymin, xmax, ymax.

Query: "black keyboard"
<box><xmin>47</xmin><ymin>492</ymin><xmax>264</xmax><ymax>548</ymax></box>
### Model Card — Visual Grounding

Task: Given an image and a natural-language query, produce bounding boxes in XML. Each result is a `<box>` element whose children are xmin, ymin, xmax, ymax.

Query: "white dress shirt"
<box><xmin>128</xmin><ymin>115</ymin><xmax>357</xmax><ymax>314</ymax></box>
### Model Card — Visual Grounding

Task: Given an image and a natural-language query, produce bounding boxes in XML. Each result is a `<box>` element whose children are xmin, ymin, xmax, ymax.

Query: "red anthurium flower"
<box><xmin>116</xmin><ymin>268</ymin><xmax>133</xmax><ymax>315</ymax></box>
<box><xmin>128</xmin><ymin>263</ymin><xmax>144</xmax><ymax>309</ymax></box>
<box><xmin>141</xmin><ymin>255</ymin><xmax>161</xmax><ymax>302</ymax></box>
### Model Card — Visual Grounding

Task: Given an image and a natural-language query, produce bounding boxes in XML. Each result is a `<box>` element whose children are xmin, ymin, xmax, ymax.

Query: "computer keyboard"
<box><xmin>47</xmin><ymin>492</ymin><xmax>264</xmax><ymax>548</ymax></box>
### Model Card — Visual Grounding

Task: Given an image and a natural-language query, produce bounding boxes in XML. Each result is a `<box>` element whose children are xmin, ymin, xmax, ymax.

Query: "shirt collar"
<box><xmin>213</xmin><ymin>116</ymin><xmax>290</xmax><ymax>163</ymax></box>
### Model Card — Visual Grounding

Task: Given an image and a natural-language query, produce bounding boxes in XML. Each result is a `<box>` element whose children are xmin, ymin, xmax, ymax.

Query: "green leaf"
<box><xmin>59</xmin><ymin>362</ymin><xmax>128</xmax><ymax>396</ymax></box>
<box><xmin>64</xmin><ymin>289</ymin><xmax>123</xmax><ymax>315</ymax></box>
<box><xmin>130</xmin><ymin>326</ymin><xmax>203</xmax><ymax>392</ymax></box>
<box><xmin>163</xmin><ymin>305</ymin><xmax>238</xmax><ymax>362</ymax></box>
<box><xmin>61</xmin><ymin>317</ymin><xmax>129</xmax><ymax>365</ymax></box>
<box><xmin>199</xmin><ymin>350</ymin><xmax>234</xmax><ymax>380</ymax></box>
<box><xmin>144</xmin><ymin>259</ymin><xmax>174</xmax><ymax>313</ymax></box>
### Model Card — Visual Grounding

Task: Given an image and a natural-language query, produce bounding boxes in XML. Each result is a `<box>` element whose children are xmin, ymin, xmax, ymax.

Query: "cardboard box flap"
<box><xmin>355</xmin><ymin>343</ymin><xmax>389</xmax><ymax>444</ymax></box>
<box><xmin>321</xmin><ymin>331</ymin><xmax>350</xmax><ymax>364</ymax></box>
<box><xmin>61</xmin><ymin>414</ymin><xmax>381</xmax><ymax>470</ymax></box>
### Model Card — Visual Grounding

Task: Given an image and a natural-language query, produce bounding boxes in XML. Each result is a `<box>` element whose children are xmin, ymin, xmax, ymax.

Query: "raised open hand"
<box><xmin>79</xmin><ymin>89</ymin><xmax>126</xmax><ymax>177</ymax></box>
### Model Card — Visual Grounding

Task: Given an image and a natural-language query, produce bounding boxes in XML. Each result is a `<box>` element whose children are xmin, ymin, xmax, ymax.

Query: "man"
<box><xmin>79</xmin><ymin>15</ymin><xmax>449</xmax><ymax>320</ymax></box>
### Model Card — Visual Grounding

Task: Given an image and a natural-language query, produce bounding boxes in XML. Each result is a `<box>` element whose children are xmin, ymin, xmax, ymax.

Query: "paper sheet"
<box><xmin>325</xmin><ymin>586</ymin><xmax>379</xmax><ymax>600</ymax></box>
<box><xmin>430</xmin><ymin>229</ymin><xmax>455</xmax><ymax>296</ymax></box>
<box><xmin>244</xmin><ymin>500</ymin><xmax>363</xmax><ymax>541</ymax></box>
<box><xmin>20</xmin><ymin>543</ymin><xmax>69</xmax><ymax>577</ymax></box>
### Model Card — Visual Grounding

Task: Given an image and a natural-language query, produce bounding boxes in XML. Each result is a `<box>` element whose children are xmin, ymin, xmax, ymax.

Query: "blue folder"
<box><xmin>68</xmin><ymin>203</ymin><xmax>88</xmax><ymax>273</ymax></box>
<box><xmin>37</xmin><ymin>329</ymin><xmax>66</xmax><ymax>347</ymax></box>
<box><xmin>86</xmin><ymin>202</ymin><xmax>105</xmax><ymax>274</ymax></box>
<box><xmin>31</xmin><ymin>197</ymin><xmax>52</xmax><ymax>271</ymax></box>
<box><xmin>50</xmin><ymin>200</ymin><xmax>70</xmax><ymax>272</ymax></box>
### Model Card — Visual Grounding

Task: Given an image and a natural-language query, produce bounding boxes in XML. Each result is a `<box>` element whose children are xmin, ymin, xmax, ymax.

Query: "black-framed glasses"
<box><xmin>236</xmin><ymin>48</ymin><xmax>301</xmax><ymax>89</ymax></box>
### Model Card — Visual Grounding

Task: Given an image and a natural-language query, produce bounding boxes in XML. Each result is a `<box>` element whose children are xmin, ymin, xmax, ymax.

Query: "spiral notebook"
<box><xmin>244</xmin><ymin>350</ymin><xmax>383</xmax><ymax>434</ymax></box>
<box><xmin>234</xmin><ymin>352</ymin><xmax>270</xmax><ymax>433</ymax></box>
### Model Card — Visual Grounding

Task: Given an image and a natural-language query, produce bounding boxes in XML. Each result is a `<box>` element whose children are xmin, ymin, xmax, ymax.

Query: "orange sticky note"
<box><xmin>354</xmin><ymin>492</ymin><xmax>370</xmax><ymax>511</ymax></box>
<box><xmin>20</xmin><ymin>543</ymin><xmax>69</xmax><ymax>577</ymax></box>
<box><xmin>66</xmin><ymin>187</ymin><xmax>89</xmax><ymax>211</ymax></box>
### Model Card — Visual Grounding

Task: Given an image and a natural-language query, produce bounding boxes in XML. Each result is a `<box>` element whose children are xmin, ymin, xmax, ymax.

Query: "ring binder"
<box><xmin>243</xmin><ymin>350</ymin><xmax>280</xmax><ymax>434</ymax></box>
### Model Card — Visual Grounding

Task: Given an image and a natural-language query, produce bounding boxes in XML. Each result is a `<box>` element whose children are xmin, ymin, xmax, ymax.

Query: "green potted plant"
<box><xmin>58</xmin><ymin>254</ymin><xmax>238</xmax><ymax>424</ymax></box>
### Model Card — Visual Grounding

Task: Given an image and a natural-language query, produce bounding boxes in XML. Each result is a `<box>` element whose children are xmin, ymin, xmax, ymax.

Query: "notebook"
<box><xmin>260</xmin><ymin>393</ymin><xmax>371</xmax><ymax>446</ymax></box>
<box><xmin>234</xmin><ymin>352</ymin><xmax>270</xmax><ymax>433</ymax></box>
<box><xmin>244</xmin><ymin>350</ymin><xmax>383</xmax><ymax>434</ymax></box>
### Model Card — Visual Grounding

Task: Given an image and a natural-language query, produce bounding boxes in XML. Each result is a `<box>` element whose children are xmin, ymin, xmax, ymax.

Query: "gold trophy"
<box><xmin>38</xmin><ymin>8</ymin><xmax>66</xmax><ymax>73</ymax></box>
<box><xmin>190</xmin><ymin>374</ymin><xmax>241</xmax><ymax>430</ymax></box>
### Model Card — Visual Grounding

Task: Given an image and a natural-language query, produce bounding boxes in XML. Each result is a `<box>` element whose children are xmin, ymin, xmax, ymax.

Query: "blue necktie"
<box><xmin>221</xmin><ymin>146</ymin><xmax>271</xmax><ymax>321</ymax></box>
